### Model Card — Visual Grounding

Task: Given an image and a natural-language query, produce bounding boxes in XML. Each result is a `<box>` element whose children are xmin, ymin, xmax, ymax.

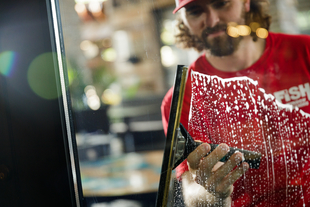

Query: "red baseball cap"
<box><xmin>173</xmin><ymin>0</ymin><xmax>197</xmax><ymax>14</ymax></box>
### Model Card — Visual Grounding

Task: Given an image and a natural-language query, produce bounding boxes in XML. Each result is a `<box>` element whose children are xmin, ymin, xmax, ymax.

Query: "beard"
<box><xmin>200</xmin><ymin>24</ymin><xmax>243</xmax><ymax>57</ymax></box>
<box><xmin>194</xmin><ymin>9</ymin><xmax>246</xmax><ymax>57</ymax></box>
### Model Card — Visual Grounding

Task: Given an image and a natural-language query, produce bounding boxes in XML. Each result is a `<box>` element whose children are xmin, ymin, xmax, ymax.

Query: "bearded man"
<box><xmin>161</xmin><ymin>0</ymin><xmax>310</xmax><ymax>206</ymax></box>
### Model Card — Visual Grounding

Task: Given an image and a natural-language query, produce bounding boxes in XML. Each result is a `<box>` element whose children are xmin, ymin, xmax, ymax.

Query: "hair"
<box><xmin>174</xmin><ymin>0</ymin><xmax>272</xmax><ymax>52</ymax></box>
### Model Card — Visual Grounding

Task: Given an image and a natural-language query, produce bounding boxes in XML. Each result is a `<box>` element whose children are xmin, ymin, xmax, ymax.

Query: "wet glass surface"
<box><xmin>189</xmin><ymin>72</ymin><xmax>310</xmax><ymax>205</ymax></box>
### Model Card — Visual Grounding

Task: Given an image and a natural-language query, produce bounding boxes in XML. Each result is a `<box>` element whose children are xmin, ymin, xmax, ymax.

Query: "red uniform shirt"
<box><xmin>161</xmin><ymin>33</ymin><xmax>310</xmax><ymax>206</ymax></box>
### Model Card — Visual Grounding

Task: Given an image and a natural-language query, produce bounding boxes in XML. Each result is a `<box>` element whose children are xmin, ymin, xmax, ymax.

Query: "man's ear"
<box><xmin>244</xmin><ymin>0</ymin><xmax>250</xmax><ymax>12</ymax></box>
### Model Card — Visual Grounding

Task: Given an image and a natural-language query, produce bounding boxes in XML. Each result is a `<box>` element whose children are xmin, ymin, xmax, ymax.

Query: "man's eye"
<box><xmin>189</xmin><ymin>10</ymin><xmax>203</xmax><ymax>16</ymax></box>
<box><xmin>187</xmin><ymin>8</ymin><xmax>203</xmax><ymax>16</ymax></box>
<box><xmin>212</xmin><ymin>1</ymin><xmax>229</xmax><ymax>9</ymax></box>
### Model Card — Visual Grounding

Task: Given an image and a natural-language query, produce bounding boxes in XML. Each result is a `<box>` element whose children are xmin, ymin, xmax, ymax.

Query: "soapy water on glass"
<box><xmin>187</xmin><ymin>71</ymin><xmax>310</xmax><ymax>205</ymax></box>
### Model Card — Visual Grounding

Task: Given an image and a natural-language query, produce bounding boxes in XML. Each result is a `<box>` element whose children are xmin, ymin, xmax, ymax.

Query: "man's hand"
<box><xmin>182</xmin><ymin>143</ymin><xmax>249</xmax><ymax>206</ymax></box>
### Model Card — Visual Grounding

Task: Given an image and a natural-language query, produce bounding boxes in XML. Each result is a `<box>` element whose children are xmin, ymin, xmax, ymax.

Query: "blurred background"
<box><xmin>56</xmin><ymin>0</ymin><xmax>310</xmax><ymax>206</ymax></box>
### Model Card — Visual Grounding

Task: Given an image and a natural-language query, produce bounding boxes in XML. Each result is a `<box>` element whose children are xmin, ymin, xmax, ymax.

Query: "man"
<box><xmin>161</xmin><ymin>0</ymin><xmax>310</xmax><ymax>206</ymax></box>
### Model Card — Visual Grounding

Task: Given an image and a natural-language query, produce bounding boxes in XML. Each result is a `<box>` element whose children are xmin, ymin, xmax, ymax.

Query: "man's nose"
<box><xmin>204</xmin><ymin>8</ymin><xmax>220</xmax><ymax>28</ymax></box>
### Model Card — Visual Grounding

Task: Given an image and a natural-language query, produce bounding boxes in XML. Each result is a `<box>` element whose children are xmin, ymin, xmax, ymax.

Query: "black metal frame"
<box><xmin>156</xmin><ymin>65</ymin><xmax>188</xmax><ymax>207</ymax></box>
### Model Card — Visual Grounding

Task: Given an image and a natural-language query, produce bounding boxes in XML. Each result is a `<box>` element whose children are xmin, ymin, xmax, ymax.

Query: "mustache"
<box><xmin>202</xmin><ymin>24</ymin><xmax>228</xmax><ymax>37</ymax></box>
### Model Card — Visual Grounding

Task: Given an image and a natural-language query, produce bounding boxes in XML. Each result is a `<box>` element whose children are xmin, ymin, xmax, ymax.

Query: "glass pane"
<box><xmin>56</xmin><ymin>0</ymin><xmax>310</xmax><ymax>206</ymax></box>
<box><xmin>57</xmin><ymin>0</ymin><xmax>192</xmax><ymax>206</ymax></box>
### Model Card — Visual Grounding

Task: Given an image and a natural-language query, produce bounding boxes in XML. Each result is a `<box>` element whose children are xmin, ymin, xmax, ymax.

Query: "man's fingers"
<box><xmin>200</xmin><ymin>143</ymin><xmax>230</xmax><ymax>173</ymax></box>
<box><xmin>217</xmin><ymin>162</ymin><xmax>249</xmax><ymax>194</ymax></box>
<box><xmin>187</xmin><ymin>142</ymin><xmax>249</xmax><ymax>199</ymax></box>
<box><xmin>194</xmin><ymin>144</ymin><xmax>230</xmax><ymax>186</ymax></box>
<box><xmin>210</xmin><ymin>151</ymin><xmax>244</xmax><ymax>185</ymax></box>
<box><xmin>198</xmin><ymin>151</ymin><xmax>249</xmax><ymax>198</ymax></box>
<box><xmin>187</xmin><ymin>143</ymin><xmax>211</xmax><ymax>170</ymax></box>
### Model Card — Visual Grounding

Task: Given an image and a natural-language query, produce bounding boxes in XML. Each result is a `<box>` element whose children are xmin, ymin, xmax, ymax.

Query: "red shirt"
<box><xmin>161</xmin><ymin>33</ymin><xmax>310</xmax><ymax>206</ymax></box>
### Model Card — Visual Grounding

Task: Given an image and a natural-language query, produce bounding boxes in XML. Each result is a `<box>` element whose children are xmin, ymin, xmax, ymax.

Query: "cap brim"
<box><xmin>173</xmin><ymin>0</ymin><xmax>197</xmax><ymax>14</ymax></box>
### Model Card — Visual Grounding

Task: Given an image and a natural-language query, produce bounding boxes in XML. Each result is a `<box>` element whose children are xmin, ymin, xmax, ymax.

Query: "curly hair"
<box><xmin>175</xmin><ymin>0</ymin><xmax>272</xmax><ymax>52</ymax></box>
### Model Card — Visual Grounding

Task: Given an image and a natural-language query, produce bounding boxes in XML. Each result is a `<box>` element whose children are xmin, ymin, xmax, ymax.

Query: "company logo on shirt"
<box><xmin>274</xmin><ymin>82</ymin><xmax>310</xmax><ymax>108</ymax></box>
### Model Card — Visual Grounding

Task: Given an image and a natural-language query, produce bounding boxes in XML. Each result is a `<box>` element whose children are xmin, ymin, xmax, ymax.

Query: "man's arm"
<box><xmin>182</xmin><ymin>143</ymin><xmax>249</xmax><ymax>207</ymax></box>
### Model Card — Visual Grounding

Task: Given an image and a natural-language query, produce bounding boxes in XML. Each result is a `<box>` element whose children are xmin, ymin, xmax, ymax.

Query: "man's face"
<box><xmin>182</xmin><ymin>0</ymin><xmax>250</xmax><ymax>56</ymax></box>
